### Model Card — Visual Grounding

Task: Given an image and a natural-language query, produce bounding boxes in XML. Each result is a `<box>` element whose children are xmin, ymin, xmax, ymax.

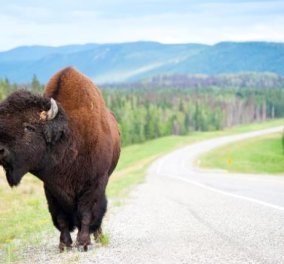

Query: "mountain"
<box><xmin>0</xmin><ymin>41</ymin><xmax>283</xmax><ymax>84</ymax></box>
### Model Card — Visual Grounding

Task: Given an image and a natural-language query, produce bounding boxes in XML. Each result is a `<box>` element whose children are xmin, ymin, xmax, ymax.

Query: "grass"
<box><xmin>200</xmin><ymin>132</ymin><xmax>284</xmax><ymax>174</ymax></box>
<box><xmin>0</xmin><ymin>118</ymin><xmax>283</xmax><ymax>263</ymax></box>
<box><xmin>0</xmin><ymin>175</ymin><xmax>52</xmax><ymax>263</ymax></box>
<box><xmin>98</xmin><ymin>233</ymin><xmax>110</xmax><ymax>247</ymax></box>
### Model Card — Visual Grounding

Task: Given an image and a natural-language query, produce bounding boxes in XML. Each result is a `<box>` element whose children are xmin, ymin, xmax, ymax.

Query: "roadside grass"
<box><xmin>98</xmin><ymin>233</ymin><xmax>110</xmax><ymax>247</ymax></box>
<box><xmin>0</xmin><ymin>118</ymin><xmax>283</xmax><ymax>263</ymax></box>
<box><xmin>200</xmin><ymin>132</ymin><xmax>284</xmax><ymax>174</ymax></box>
<box><xmin>0</xmin><ymin>175</ymin><xmax>52</xmax><ymax>263</ymax></box>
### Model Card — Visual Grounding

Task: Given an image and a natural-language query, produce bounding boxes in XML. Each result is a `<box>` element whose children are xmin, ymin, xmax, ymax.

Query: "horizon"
<box><xmin>1</xmin><ymin>0</ymin><xmax>284</xmax><ymax>52</ymax></box>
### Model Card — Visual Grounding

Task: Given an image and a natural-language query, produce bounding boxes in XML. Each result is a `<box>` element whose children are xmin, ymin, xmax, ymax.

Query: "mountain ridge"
<box><xmin>0</xmin><ymin>41</ymin><xmax>283</xmax><ymax>83</ymax></box>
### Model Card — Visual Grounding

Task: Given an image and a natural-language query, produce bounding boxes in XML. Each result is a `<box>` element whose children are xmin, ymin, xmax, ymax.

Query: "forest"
<box><xmin>0</xmin><ymin>73</ymin><xmax>284</xmax><ymax>146</ymax></box>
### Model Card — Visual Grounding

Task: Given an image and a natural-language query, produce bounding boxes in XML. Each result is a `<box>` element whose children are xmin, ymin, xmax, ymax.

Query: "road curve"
<box><xmin>27</xmin><ymin>127</ymin><xmax>284</xmax><ymax>264</ymax></box>
<box><xmin>151</xmin><ymin>126</ymin><xmax>284</xmax><ymax>210</ymax></box>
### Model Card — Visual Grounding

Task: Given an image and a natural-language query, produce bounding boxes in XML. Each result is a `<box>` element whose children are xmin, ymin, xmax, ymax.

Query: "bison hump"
<box><xmin>44</xmin><ymin>67</ymin><xmax>108</xmax><ymax>137</ymax></box>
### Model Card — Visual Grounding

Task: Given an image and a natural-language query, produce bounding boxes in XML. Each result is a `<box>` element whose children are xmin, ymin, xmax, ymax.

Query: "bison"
<box><xmin>0</xmin><ymin>67</ymin><xmax>120</xmax><ymax>251</ymax></box>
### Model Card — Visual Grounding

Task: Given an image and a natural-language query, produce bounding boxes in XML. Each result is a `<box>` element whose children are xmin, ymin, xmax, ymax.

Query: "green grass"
<box><xmin>200</xmin><ymin>132</ymin><xmax>284</xmax><ymax>174</ymax></box>
<box><xmin>0</xmin><ymin>175</ymin><xmax>52</xmax><ymax>263</ymax></box>
<box><xmin>0</xmin><ymin>118</ymin><xmax>283</xmax><ymax>263</ymax></box>
<box><xmin>98</xmin><ymin>233</ymin><xmax>110</xmax><ymax>247</ymax></box>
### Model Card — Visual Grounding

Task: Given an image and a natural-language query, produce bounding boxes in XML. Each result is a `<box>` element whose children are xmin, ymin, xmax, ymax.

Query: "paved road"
<box><xmin>27</xmin><ymin>127</ymin><xmax>284</xmax><ymax>264</ymax></box>
<box><xmin>151</xmin><ymin>126</ymin><xmax>284</xmax><ymax>210</ymax></box>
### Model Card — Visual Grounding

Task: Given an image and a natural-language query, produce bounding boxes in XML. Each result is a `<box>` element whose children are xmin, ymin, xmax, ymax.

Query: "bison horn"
<box><xmin>46</xmin><ymin>98</ymin><xmax>58</xmax><ymax>120</ymax></box>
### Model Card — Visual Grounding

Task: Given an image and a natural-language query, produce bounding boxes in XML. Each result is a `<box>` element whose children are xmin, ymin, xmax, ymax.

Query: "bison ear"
<box><xmin>43</xmin><ymin>121</ymin><xmax>69</xmax><ymax>144</ymax></box>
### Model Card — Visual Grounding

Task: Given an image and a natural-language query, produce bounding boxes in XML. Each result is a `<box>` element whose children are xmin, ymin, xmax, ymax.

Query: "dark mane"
<box><xmin>0</xmin><ymin>90</ymin><xmax>50</xmax><ymax>114</ymax></box>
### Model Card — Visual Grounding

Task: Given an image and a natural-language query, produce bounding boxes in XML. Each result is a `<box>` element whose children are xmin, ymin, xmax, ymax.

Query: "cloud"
<box><xmin>0</xmin><ymin>0</ymin><xmax>284</xmax><ymax>51</ymax></box>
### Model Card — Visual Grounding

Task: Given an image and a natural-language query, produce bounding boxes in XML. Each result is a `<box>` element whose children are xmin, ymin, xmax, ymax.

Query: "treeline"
<box><xmin>0</xmin><ymin>73</ymin><xmax>284</xmax><ymax>146</ymax></box>
<box><xmin>106</xmin><ymin>72</ymin><xmax>284</xmax><ymax>90</ymax></box>
<box><xmin>102</xmin><ymin>87</ymin><xmax>283</xmax><ymax>145</ymax></box>
<box><xmin>103</xmin><ymin>73</ymin><xmax>284</xmax><ymax>145</ymax></box>
<box><xmin>0</xmin><ymin>75</ymin><xmax>43</xmax><ymax>100</ymax></box>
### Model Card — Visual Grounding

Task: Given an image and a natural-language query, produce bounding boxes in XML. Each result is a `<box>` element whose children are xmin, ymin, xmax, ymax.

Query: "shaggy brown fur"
<box><xmin>45</xmin><ymin>67</ymin><xmax>120</xmax><ymax>176</ymax></box>
<box><xmin>0</xmin><ymin>67</ymin><xmax>120</xmax><ymax>251</ymax></box>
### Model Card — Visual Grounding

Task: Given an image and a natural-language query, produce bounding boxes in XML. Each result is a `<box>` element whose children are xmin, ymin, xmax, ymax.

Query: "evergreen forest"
<box><xmin>1</xmin><ymin>73</ymin><xmax>284</xmax><ymax>146</ymax></box>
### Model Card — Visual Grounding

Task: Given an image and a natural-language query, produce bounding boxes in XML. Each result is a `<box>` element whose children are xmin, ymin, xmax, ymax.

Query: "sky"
<box><xmin>0</xmin><ymin>0</ymin><xmax>284</xmax><ymax>51</ymax></box>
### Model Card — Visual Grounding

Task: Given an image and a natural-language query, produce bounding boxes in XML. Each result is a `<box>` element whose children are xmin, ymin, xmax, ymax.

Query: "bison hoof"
<box><xmin>76</xmin><ymin>236</ymin><xmax>91</xmax><ymax>252</ymax></box>
<box><xmin>77</xmin><ymin>243</ymin><xmax>94</xmax><ymax>252</ymax></box>
<box><xmin>77</xmin><ymin>245</ymin><xmax>89</xmax><ymax>252</ymax></box>
<box><xmin>59</xmin><ymin>242</ymin><xmax>72</xmax><ymax>253</ymax></box>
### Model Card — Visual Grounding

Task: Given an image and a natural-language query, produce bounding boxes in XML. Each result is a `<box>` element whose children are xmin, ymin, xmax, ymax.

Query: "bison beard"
<box><xmin>0</xmin><ymin>67</ymin><xmax>120</xmax><ymax>251</ymax></box>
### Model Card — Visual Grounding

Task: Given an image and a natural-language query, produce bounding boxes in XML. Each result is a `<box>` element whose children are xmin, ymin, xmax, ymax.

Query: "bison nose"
<box><xmin>0</xmin><ymin>145</ymin><xmax>9</xmax><ymax>160</ymax></box>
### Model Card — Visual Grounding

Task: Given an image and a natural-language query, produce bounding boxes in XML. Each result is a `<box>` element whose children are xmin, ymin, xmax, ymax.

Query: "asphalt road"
<box><xmin>26</xmin><ymin>126</ymin><xmax>284</xmax><ymax>264</ymax></box>
<box><xmin>151</xmin><ymin>126</ymin><xmax>284</xmax><ymax>210</ymax></box>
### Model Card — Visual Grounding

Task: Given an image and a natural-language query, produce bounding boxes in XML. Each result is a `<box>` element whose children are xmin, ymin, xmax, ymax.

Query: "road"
<box><xmin>27</xmin><ymin>127</ymin><xmax>284</xmax><ymax>264</ymax></box>
<box><xmin>151</xmin><ymin>126</ymin><xmax>284</xmax><ymax>210</ymax></box>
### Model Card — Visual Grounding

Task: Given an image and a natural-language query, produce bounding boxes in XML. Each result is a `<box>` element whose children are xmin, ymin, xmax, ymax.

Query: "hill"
<box><xmin>0</xmin><ymin>41</ymin><xmax>283</xmax><ymax>83</ymax></box>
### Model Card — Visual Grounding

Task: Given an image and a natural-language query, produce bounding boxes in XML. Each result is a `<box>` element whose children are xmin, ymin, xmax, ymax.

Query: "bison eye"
<box><xmin>24</xmin><ymin>124</ymin><xmax>36</xmax><ymax>133</ymax></box>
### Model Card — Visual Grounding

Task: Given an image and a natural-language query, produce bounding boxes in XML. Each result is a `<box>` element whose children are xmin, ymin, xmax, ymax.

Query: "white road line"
<box><xmin>160</xmin><ymin>173</ymin><xmax>284</xmax><ymax>212</ymax></box>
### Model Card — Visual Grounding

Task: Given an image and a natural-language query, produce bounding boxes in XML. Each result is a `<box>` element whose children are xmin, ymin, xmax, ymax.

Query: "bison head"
<box><xmin>0</xmin><ymin>90</ymin><xmax>69</xmax><ymax>187</ymax></box>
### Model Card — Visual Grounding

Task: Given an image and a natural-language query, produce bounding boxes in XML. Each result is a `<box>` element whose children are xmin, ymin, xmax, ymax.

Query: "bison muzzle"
<box><xmin>0</xmin><ymin>67</ymin><xmax>121</xmax><ymax>251</ymax></box>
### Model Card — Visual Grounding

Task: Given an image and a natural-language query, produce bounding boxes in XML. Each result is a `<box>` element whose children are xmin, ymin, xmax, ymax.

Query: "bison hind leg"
<box><xmin>93</xmin><ymin>227</ymin><xmax>103</xmax><ymax>242</ymax></box>
<box><xmin>90</xmin><ymin>195</ymin><xmax>107</xmax><ymax>243</ymax></box>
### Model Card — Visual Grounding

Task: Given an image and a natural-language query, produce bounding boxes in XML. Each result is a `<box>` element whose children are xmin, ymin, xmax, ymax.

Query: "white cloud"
<box><xmin>0</xmin><ymin>0</ymin><xmax>284</xmax><ymax>51</ymax></box>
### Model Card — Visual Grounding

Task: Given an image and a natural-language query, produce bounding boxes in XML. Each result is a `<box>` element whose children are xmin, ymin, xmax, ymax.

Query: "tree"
<box><xmin>31</xmin><ymin>75</ymin><xmax>43</xmax><ymax>94</ymax></box>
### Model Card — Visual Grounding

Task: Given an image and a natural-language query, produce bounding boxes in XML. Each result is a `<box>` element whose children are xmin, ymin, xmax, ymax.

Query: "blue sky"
<box><xmin>0</xmin><ymin>0</ymin><xmax>284</xmax><ymax>51</ymax></box>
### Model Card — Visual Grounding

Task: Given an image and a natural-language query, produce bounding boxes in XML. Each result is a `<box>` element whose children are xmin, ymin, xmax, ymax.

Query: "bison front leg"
<box><xmin>57</xmin><ymin>215</ymin><xmax>73</xmax><ymax>252</ymax></box>
<box><xmin>44</xmin><ymin>186</ymin><xmax>73</xmax><ymax>251</ymax></box>
<box><xmin>76</xmin><ymin>177</ymin><xmax>108</xmax><ymax>251</ymax></box>
<box><xmin>76</xmin><ymin>211</ymin><xmax>92</xmax><ymax>251</ymax></box>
